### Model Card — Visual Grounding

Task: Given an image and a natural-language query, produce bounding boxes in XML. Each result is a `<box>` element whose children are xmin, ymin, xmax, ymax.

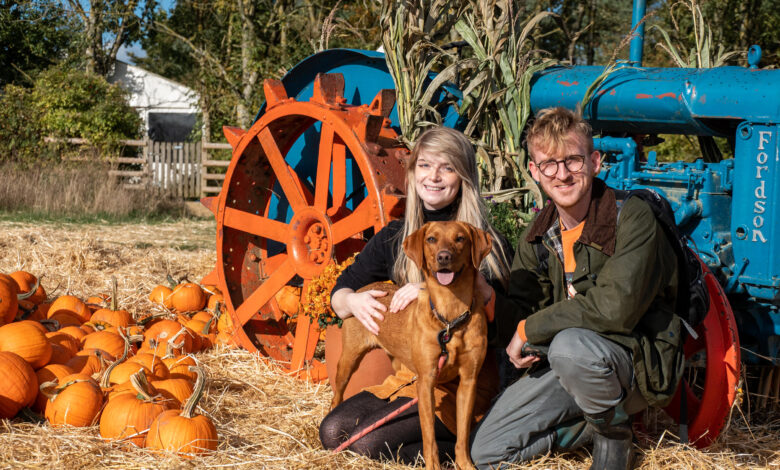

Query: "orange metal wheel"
<box><xmin>662</xmin><ymin>260</ymin><xmax>741</xmax><ymax>447</ymax></box>
<box><xmin>205</xmin><ymin>73</ymin><xmax>407</xmax><ymax>381</ymax></box>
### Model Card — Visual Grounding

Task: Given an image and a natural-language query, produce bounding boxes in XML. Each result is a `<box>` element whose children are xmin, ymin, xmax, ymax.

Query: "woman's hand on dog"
<box><xmin>344</xmin><ymin>290</ymin><xmax>388</xmax><ymax>335</ymax></box>
<box><xmin>389</xmin><ymin>282</ymin><xmax>423</xmax><ymax>313</ymax></box>
<box><xmin>506</xmin><ymin>332</ymin><xmax>540</xmax><ymax>369</ymax></box>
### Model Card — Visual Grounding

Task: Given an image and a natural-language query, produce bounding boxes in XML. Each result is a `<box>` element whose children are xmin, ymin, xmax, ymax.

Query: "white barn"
<box><xmin>109</xmin><ymin>61</ymin><xmax>200</xmax><ymax>142</ymax></box>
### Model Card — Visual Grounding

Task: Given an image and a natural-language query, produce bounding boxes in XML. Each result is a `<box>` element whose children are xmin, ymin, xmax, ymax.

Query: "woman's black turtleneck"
<box><xmin>332</xmin><ymin>200</ymin><xmax>459</xmax><ymax>295</ymax></box>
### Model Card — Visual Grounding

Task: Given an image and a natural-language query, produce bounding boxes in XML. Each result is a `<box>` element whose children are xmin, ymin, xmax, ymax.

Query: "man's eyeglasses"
<box><xmin>535</xmin><ymin>155</ymin><xmax>586</xmax><ymax>177</ymax></box>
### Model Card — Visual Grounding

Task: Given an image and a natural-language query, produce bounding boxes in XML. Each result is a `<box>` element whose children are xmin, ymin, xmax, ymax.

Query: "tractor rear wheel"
<box><xmin>662</xmin><ymin>260</ymin><xmax>741</xmax><ymax>447</ymax></box>
<box><xmin>206</xmin><ymin>73</ymin><xmax>407</xmax><ymax>381</ymax></box>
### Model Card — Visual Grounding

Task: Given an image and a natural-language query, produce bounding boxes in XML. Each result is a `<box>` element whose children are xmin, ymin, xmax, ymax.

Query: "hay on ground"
<box><xmin>0</xmin><ymin>220</ymin><xmax>777</xmax><ymax>469</ymax></box>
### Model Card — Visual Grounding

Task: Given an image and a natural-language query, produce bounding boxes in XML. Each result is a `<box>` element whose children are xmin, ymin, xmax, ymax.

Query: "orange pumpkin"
<box><xmin>0</xmin><ymin>320</ymin><xmax>53</xmax><ymax>369</ymax></box>
<box><xmin>107</xmin><ymin>362</ymin><xmax>151</xmax><ymax>387</ymax></box>
<box><xmin>163</xmin><ymin>355</ymin><xmax>198</xmax><ymax>382</ymax></box>
<box><xmin>150</xmin><ymin>377</ymin><xmax>194</xmax><ymax>408</ymax></box>
<box><xmin>47</xmin><ymin>343</ymin><xmax>74</xmax><ymax>365</ymax></box>
<box><xmin>58</xmin><ymin>325</ymin><xmax>89</xmax><ymax>343</ymax></box>
<box><xmin>143</xmin><ymin>320</ymin><xmax>193</xmax><ymax>356</ymax></box>
<box><xmin>99</xmin><ymin>370</ymin><xmax>171</xmax><ymax>447</ymax></box>
<box><xmin>0</xmin><ymin>274</ymin><xmax>20</xmax><ymax>325</ymax></box>
<box><xmin>201</xmin><ymin>285</ymin><xmax>221</xmax><ymax>297</ymax></box>
<box><xmin>91</xmin><ymin>278</ymin><xmax>134</xmax><ymax>328</ymax></box>
<box><xmin>43</xmin><ymin>373</ymin><xmax>103</xmax><ymax>427</ymax></box>
<box><xmin>46</xmin><ymin>332</ymin><xmax>81</xmax><ymax>356</ymax></box>
<box><xmin>48</xmin><ymin>295</ymin><xmax>91</xmax><ymax>324</ymax></box>
<box><xmin>0</xmin><ymin>351</ymin><xmax>37</xmax><ymax>418</ymax></box>
<box><xmin>82</xmin><ymin>330</ymin><xmax>127</xmax><ymax>359</ymax></box>
<box><xmin>85</xmin><ymin>293</ymin><xmax>110</xmax><ymax>312</ymax></box>
<box><xmin>9</xmin><ymin>271</ymin><xmax>46</xmax><ymax>305</ymax></box>
<box><xmin>216</xmin><ymin>309</ymin><xmax>236</xmax><ymax>335</ymax></box>
<box><xmin>146</xmin><ymin>366</ymin><xmax>218</xmax><ymax>457</ymax></box>
<box><xmin>129</xmin><ymin>353</ymin><xmax>169</xmax><ymax>381</ymax></box>
<box><xmin>66</xmin><ymin>349</ymin><xmax>112</xmax><ymax>376</ymax></box>
<box><xmin>274</xmin><ymin>285</ymin><xmax>301</xmax><ymax>316</ymax></box>
<box><xmin>17</xmin><ymin>299</ymin><xmax>45</xmax><ymax>322</ymax></box>
<box><xmin>171</xmin><ymin>283</ymin><xmax>206</xmax><ymax>312</ymax></box>
<box><xmin>209</xmin><ymin>295</ymin><xmax>226</xmax><ymax>314</ymax></box>
<box><xmin>149</xmin><ymin>285</ymin><xmax>174</xmax><ymax>309</ymax></box>
<box><xmin>34</xmin><ymin>363</ymin><xmax>73</xmax><ymax>413</ymax></box>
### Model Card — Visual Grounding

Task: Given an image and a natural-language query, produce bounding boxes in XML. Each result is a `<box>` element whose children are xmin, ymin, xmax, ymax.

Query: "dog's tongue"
<box><xmin>436</xmin><ymin>271</ymin><xmax>455</xmax><ymax>286</ymax></box>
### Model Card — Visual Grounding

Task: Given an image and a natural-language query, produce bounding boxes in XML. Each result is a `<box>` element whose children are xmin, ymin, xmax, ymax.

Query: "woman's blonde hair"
<box><xmin>391</xmin><ymin>127</ymin><xmax>510</xmax><ymax>288</ymax></box>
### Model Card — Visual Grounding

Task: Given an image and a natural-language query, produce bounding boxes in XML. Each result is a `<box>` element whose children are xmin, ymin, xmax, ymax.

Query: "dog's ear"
<box><xmin>468</xmin><ymin>224</ymin><xmax>493</xmax><ymax>268</ymax></box>
<box><xmin>403</xmin><ymin>223</ymin><xmax>428</xmax><ymax>270</ymax></box>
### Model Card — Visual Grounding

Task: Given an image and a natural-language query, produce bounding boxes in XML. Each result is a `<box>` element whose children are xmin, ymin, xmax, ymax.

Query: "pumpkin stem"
<box><xmin>129</xmin><ymin>369</ymin><xmax>156</xmax><ymax>401</ymax></box>
<box><xmin>137</xmin><ymin>312</ymin><xmax>166</xmax><ymax>327</ymax></box>
<box><xmin>39</xmin><ymin>380</ymin><xmax>61</xmax><ymax>400</ymax></box>
<box><xmin>166</xmin><ymin>274</ymin><xmax>177</xmax><ymax>290</ymax></box>
<box><xmin>16</xmin><ymin>302</ymin><xmax>36</xmax><ymax>320</ymax></box>
<box><xmin>110</xmin><ymin>276</ymin><xmax>118</xmax><ymax>311</ymax></box>
<box><xmin>17</xmin><ymin>276</ymin><xmax>41</xmax><ymax>301</ymax></box>
<box><xmin>181</xmin><ymin>365</ymin><xmax>206</xmax><ymax>419</ymax></box>
<box><xmin>100</xmin><ymin>334</ymin><xmax>131</xmax><ymax>388</ymax></box>
<box><xmin>39</xmin><ymin>318</ymin><xmax>61</xmax><ymax>332</ymax></box>
<box><xmin>202</xmin><ymin>315</ymin><xmax>216</xmax><ymax>336</ymax></box>
<box><xmin>41</xmin><ymin>378</ymin><xmax>89</xmax><ymax>399</ymax></box>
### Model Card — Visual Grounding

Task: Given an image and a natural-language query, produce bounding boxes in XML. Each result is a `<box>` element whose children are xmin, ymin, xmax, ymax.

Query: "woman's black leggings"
<box><xmin>320</xmin><ymin>391</ymin><xmax>457</xmax><ymax>465</ymax></box>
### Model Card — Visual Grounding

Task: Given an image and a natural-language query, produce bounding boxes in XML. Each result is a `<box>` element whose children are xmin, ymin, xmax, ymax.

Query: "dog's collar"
<box><xmin>430</xmin><ymin>297</ymin><xmax>472</xmax><ymax>360</ymax></box>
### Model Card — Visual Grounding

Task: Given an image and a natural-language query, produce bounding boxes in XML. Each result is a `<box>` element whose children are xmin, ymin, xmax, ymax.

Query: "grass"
<box><xmin>0</xmin><ymin>163</ymin><xmax>190</xmax><ymax>224</ymax></box>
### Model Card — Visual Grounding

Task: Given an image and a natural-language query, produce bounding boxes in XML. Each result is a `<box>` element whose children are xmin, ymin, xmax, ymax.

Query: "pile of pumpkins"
<box><xmin>0</xmin><ymin>271</ymin><xmax>237</xmax><ymax>458</ymax></box>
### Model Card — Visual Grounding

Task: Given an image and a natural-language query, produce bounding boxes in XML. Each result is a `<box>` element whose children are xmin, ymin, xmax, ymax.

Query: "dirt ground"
<box><xmin>0</xmin><ymin>219</ymin><xmax>777</xmax><ymax>469</ymax></box>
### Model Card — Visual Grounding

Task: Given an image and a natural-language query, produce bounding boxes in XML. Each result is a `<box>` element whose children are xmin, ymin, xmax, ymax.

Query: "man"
<box><xmin>471</xmin><ymin>107</ymin><xmax>685</xmax><ymax>470</ymax></box>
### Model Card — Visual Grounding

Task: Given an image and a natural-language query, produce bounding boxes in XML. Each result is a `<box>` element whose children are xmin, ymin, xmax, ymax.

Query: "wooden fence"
<box><xmin>50</xmin><ymin>137</ymin><xmax>232</xmax><ymax>199</ymax></box>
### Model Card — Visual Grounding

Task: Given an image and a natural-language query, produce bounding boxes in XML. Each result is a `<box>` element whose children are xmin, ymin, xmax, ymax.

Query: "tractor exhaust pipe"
<box><xmin>629</xmin><ymin>0</ymin><xmax>647</xmax><ymax>67</ymax></box>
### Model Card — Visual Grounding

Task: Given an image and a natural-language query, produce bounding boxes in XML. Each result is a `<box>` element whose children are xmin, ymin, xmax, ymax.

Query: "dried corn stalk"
<box><xmin>381</xmin><ymin>0</ymin><xmax>464</xmax><ymax>146</ymax></box>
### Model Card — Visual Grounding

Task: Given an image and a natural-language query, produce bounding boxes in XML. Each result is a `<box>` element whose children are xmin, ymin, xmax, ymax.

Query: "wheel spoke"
<box><xmin>259</xmin><ymin>127</ymin><xmax>307</xmax><ymax>211</ymax></box>
<box><xmin>314</xmin><ymin>125</ymin><xmax>334</xmax><ymax>211</ymax></box>
<box><xmin>223</xmin><ymin>206</ymin><xmax>290</xmax><ymax>244</ymax></box>
<box><xmin>235</xmin><ymin>258</ymin><xmax>295</xmax><ymax>326</ymax></box>
<box><xmin>329</xmin><ymin>139</ymin><xmax>347</xmax><ymax>214</ymax></box>
<box><xmin>289</xmin><ymin>279</ymin><xmax>321</xmax><ymax>372</ymax></box>
<box><xmin>331</xmin><ymin>200</ymin><xmax>374</xmax><ymax>243</ymax></box>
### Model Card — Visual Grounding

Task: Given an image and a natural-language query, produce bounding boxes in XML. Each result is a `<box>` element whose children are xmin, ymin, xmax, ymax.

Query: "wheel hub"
<box><xmin>289</xmin><ymin>207</ymin><xmax>333</xmax><ymax>278</ymax></box>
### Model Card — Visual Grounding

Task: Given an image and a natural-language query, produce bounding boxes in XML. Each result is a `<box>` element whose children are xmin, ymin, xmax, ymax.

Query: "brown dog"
<box><xmin>331</xmin><ymin>221</ymin><xmax>492</xmax><ymax>470</ymax></box>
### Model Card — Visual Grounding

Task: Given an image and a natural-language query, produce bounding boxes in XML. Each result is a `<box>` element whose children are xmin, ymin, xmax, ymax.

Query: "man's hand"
<box><xmin>506</xmin><ymin>331</ymin><xmax>540</xmax><ymax>369</ymax></box>
<box><xmin>389</xmin><ymin>282</ymin><xmax>423</xmax><ymax>313</ymax></box>
<box><xmin>344</xmin><ymin>290</ymin><xmax>388</xmax><ymax>335</ymax></box>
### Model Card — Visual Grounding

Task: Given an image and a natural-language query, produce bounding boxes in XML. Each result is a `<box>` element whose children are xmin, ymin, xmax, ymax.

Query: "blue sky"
<box><xmin>117</xmin><ymin>0</ymin><xmax>175</xmax><ymax>64</ymax></box>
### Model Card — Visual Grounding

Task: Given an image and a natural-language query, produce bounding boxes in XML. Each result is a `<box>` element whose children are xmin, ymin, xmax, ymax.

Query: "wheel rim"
<box><xmin>213</xmin><ymin>74</ymin><xmax>406</xmax><ymax>380</ymax></box>
<box><xmin>662</xmin><ymin>259</ymin><xmax>741</xmax><ymax>447</ymax></box>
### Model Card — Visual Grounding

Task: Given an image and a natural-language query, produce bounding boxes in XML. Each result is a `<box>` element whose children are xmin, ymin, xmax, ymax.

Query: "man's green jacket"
<box><xmin>494</xmin><ymin>179</ymin><xmax>685</xmax><ymax>407</ymax></box>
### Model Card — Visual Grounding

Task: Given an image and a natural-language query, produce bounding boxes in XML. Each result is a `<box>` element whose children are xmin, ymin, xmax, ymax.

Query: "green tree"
<box><xmin>32</xmin><ymin>66</ymin><xmax>142</xmax><ymax>151</ymax></box>
<box><xmin>63</xmin><ymin>0</ymin><xmax>157</xmax><ymax>76</ymax></box>
<box><xmin>0</xmin><ymin>0</ymin><xmax>78</xmax><ymax>86</ymax></box>
<box><xmin>138</xmin><ymin>0</ymin><xmax>379</xmax><ymax>139</ymax></box>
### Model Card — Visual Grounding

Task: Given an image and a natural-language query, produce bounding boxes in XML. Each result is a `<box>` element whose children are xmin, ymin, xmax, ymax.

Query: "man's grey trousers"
<box><xmin>470</xmin><ymin>328</ymin><xmax>647</xmax><ymax>469</ymax></box>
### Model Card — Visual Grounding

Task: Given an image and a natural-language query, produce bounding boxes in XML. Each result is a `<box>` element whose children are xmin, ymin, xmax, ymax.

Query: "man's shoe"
<box><xmin>585</xmin><ymin>409</ymin><xmax>634</xmax><ymax>470</ymax></box>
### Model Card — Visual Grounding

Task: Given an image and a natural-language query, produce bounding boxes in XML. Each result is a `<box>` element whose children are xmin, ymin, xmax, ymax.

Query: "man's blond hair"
<box><xmin>525</xmin><ymin>107</ymin><xmax>594</xmax><ymax>159</ymax></box>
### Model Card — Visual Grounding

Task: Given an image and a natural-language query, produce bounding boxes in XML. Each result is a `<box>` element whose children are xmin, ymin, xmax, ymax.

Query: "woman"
<box><xmin>320</xmin><ymin>126</ymin><xmax>512</xmax><ymax>465</ymax></box>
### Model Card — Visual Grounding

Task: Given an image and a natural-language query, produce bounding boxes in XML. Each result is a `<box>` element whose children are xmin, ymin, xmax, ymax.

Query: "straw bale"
<box><xmin>0</xmin><ymin>220</ymin><xmax>777</xmax><ymax>469</ymax></box>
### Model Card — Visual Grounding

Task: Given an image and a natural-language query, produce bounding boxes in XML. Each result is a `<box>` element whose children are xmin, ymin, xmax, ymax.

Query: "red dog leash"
<box><xmin>332</xmin><ymin>302</ymin><xmax>472</xmax><ymax>454</ymax></box>
<box><xmin>332</xmin><ymin>354</ymin><xmax>447</xmax><ymax>454</ymax></box>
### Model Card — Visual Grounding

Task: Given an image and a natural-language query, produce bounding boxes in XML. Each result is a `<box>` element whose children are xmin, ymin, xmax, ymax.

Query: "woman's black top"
<box><xmin>332</xmin><ymin>200</ymin><xmax>511</xmax><ymax>295</ymax></box>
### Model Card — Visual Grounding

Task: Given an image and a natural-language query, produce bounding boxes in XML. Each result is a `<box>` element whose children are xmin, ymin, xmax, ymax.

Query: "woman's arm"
<box><xmin>331</xmin><ymin>287</ymin><xmax>389</xmax><ymax>335</ymax></box>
